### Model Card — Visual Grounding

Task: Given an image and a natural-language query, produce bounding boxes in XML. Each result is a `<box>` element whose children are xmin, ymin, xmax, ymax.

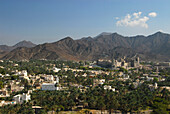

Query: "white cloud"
<box><xmin>133</xmin><ymin>12</ymin><xmax>142</xmax><ymax>19</ymax></box>
<box><xmin>116</xmin><ymin>12</ymin><xmax>149</xmax><ymax>28</ymax></box>
<box><xmin>115</xmin><ymin>17</ymin><xmax>119</xmax><ymax>20</ymax></box>
<box><xmin>148</xmin><ymin>12</ymin><xmax>157</xmax><ymax>17</ymax></box>
<box><xmin>116</xmin><ymin>11</ymin><xmax>157</xmax><ymax>29</ymax></box>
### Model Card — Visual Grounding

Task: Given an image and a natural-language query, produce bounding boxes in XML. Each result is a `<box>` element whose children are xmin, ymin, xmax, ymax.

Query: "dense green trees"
<box><xmin>0</xmin><ymin>81</ymin><xmax>169</xmax><ymax>113</ymax></box>
<box><xmin>158</xmin><ymin>76</ymin><xmax>170</xmax><ymax>86</ymax></box>
<box><xmin>151</xmin><ymin>97</ymin><xmax>169</xmax><ymax>114</ymax></box>
<box><xmin>0</xmin><ymin>60</ymin><xmax>169</xmax><ymax>113</ymax></box>
<box><xmin>27</xmin><ymin>84</ymin><xmax>169</xmax><ymax>113</ymax></box>
<box><xmin>0</xmin><ymin>103</ymin><xmax>34</xmax><ymax>114</ymax></box>
<box><xmin>0</xmin><ymin>81</ymin><xmax>4</xmax><ymax>89</ymax></box>
<box><xmin>0</xmin><ymin>60</ymin><xmax>82</xmax><ymax>76</ymax></box>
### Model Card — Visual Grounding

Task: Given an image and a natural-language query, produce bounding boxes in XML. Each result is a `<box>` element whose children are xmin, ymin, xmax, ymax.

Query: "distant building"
<box><xmin>158</xmin><ymin>62</ymin><xmax>170</xmax><ymax>66</ymax></box>
<box><xmin>104</xmin><ymin>85</ymin><xmax>115</xmax><ymax>91</ymax></box>
<box><xmin>93</xmin><ymin>79</ymin><xmax>105</xmax><ymax>85</ymax></box>
<box><xmin>42</xmin><ymin>76</ymin><xmax>59</xmax><ymax>90</ymax></box>
<box><xmin>97</xmin><ymin>56</ymin><xmax>140</xmax><ymax>69</ymax></box>
<box><xmin>13</xmin><ymin>64</ymin><xmax>18</xmax><ymax>67</ymax></box>
<box><xmin>148</xmin><ymin>83</ymin><xmax>158</xmax><ymax>91</ymax></box>
<box><xmin>130</xmin><ymin>57</ymin><xmax>140</xmax><ymax>67</ymax></box>
<box><xmin>99</xmin><ymin>79</ymin><xmax>105</xmax><ymax>85</ymax></box>
<box><xmin>0</xmin><ymin>100</ymin><xmax>16</xmax><ymax>107</ymax></box>
<box><xmin>21</xmin><ymin>70</ymin><xmax>28</xmax><ymax>77</ymax></box>
<box><xmin>54</xmin><ymin>76</ymin><xmax>59</xmax><ymax>83</ymax></box>
<box><xmin>97</xmin><ymin>59</ymin><xmax>112</xmax><ymax>68</ymax></box>
<box><xmin>41</xmin><ymin>83</ymin><xmax>59</xmax><ymax>90</ymax></box>
<box><xmin>160</xmin><ymin>86</ymin><xmax>170</xmax><ymax>92</ymax></box>
<box><xmin>13</xmin><ymin>93</ymin><xmax>31</xmax><ymax>104</ymax></box>
<box><xmin>15</xmin><ymin>70</ymin><xmax>29</xmax><ymax>80</ymax></box>
<box><xmin>0</xmin><ymin>90</ymin><xmax>10</xmax><ymax>98</ymax></box>
<box><xmin>52</xmin><ymin>67</ymin><xmax>61</xmax><ymax>73</ymax></box>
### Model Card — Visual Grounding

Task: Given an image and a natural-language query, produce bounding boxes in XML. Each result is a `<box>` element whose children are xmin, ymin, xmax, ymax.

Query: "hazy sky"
<box><xmin>0</xmin><ymin>0</ymin><xmax>170</xmax><ymax>45</ymax></box>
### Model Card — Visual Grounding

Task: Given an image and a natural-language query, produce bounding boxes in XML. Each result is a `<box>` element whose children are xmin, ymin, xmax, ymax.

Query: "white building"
<box><xmin>13</xmin><ymin>93</ymin><xmax>31</xmax><ymax>104</ymax></box>
<box><xmin>5</xmin><ymin>74</ymin><xmax>10</xmax><ymax>77</ymax></box>
<box><xmin>13</xmin><ymin>64</ymin><xmax>18</xmax><ymax>67</ymax></box>
<box><xmin>82</xmin><ymin>73</ymin><xmax>87</xmax><ymax>77</ymax></box>
<box><xmin>0</xmin><ymin>100</ymin><xmax>16</xmax><ymax>107</ymax></box>
<box><xmin>41</xmin><ymin>75</ymin><xmax>60</xmax><ymax>91</ymax></box>
<box><xmin>15</xmin><ymin>70</ymin><xmax>28</xmax><ymax>78</ymax></box>
<box><xmin>41</xmin><ymin>83</ymin><xmax>59</xmax><ymax>90</ymax></box>
<box><xmin>104</xmin><ymin>85</ymin><xmax>115</xmax><ymax>91</ymax></box>
<box><xmin>54</xmin><ymin>76</ymin><xmax>59</xmax><ymax>83</ymax></box>
<box><xmin>53</xmin><ymin>67</ymin><xmax>61</xmax><ymax>73</ymax></box>
<box><xmin>21</xmin><ymin>70</ymin><xmax>28</xmax><ymax>77</ymax></box>
<box><xmin>99</xmin><ymin>79</ymin><xmax>105</xmax><ymax>85</ymax></box>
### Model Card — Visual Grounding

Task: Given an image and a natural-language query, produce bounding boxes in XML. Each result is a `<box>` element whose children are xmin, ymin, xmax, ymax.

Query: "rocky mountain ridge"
<box><xmin>1</xmin><ymin>32</ymin><xmax>170</xmax><ymax>61</ymax></box>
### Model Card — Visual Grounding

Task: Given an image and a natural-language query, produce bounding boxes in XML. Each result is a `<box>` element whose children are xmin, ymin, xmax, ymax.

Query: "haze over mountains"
<box><xmin>1</xmin><ymin>32</ymin><xmax>170</xmax><ymax>61</ymax></box>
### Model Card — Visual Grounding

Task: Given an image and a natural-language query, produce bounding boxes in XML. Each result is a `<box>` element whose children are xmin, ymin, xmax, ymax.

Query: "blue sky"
<box><xmin>0</xmin><ymin>0</ymin><xmax>170</xmax><ymax>45</ymax></box>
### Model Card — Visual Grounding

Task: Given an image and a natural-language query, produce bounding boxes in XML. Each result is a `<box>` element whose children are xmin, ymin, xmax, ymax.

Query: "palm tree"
<box><xmin>97</xmin><ymin>98</ymin><xmax>106</xmax><ymax>114</ymax></box>
<box><xmin>161</xmin><ymin>88</ymin><xmax>170</xmax><ymax>100</ymax></box>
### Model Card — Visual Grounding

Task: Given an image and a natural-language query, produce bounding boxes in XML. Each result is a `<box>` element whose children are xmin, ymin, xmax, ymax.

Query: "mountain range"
<box><xmin>0</xmin><ymin>32</ymin><xmax>170</xmax><ymax>61</ymax></box>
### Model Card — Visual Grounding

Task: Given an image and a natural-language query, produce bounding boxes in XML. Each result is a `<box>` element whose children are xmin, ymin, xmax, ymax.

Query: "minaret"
<box><xmin>156</xmin><ymin>67</ymin><xmax>159</xmax><ymax>73</ymax></box>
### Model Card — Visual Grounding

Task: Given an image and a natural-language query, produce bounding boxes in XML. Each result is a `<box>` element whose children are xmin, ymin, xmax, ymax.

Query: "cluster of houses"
<box><xmin>0</xmin><ymin>59</ymin><xmax>169</xmax><ymax>108</ymax></box>
<box><xmin>0</xmin><ymin>66</ymin><xmax>62</xmax><ymax>107</ymax></box>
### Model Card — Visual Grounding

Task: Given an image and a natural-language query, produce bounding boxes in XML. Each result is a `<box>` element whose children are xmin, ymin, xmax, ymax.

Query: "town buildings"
<box><xmin>13</xmin><ymin>93</ymin><xmax>31</xmax><ymax>104</ymax></box>
<box><xmin>97</xmin><ymin>56</ymin><xmax>140</xmax><ymax>69</ymax></box>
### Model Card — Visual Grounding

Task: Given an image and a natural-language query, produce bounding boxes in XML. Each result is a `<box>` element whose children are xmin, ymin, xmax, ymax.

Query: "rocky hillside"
<box><xmin>1</xmin><ymin>32</ymin><xmax>170</xmax><ymax>61</ymax></box>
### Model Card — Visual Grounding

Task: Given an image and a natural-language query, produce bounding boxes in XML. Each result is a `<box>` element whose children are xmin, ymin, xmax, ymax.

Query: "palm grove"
<box><xmin>0</xmin><ymin>60</ymin><xmax>169</xmax><ymax>113</ymax></box>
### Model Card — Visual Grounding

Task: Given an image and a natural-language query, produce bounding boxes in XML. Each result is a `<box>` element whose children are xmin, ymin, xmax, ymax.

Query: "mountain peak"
<box><xmin>111</xmin><ymin>32</ymin><xmax>122</xmax><ymax>36</ymax></box>
<box><xmin>100</xmin><ymin>32</ymin><xmax>112</xmax><ymax>36</ymax></box>
<box><xmin>81</xmin><ymin>36</ymin><xmax>93</xmax><ymax>41</ymax></box>
<box><xmin>94</xmin><ymin>32</ymin><xmax>112</xmax><ymax>38</ymax></box>
<box><xmin>13</xmin><ymin>40</ymin><xmax>36</xmax><ymax>48</ymax></box>
<box><xmin>154</xmin><ymin>31</ymin><xmax>164</xmax><ymax>35</ymax></box>
<box><xmin>64</xmin><ymin>36</ymin><xmax>73</xmax><ymax>40</ymax></box>
<box><xmin>59</xmin><ymin>37</ymin><xmax>73</xmax><ymax>42</ymax></box>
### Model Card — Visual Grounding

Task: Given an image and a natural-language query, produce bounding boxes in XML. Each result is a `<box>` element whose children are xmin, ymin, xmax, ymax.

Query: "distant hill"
<box><xmin>13</xmin><ymin>40</ymin><xmax>36</xmax><ymax>49</ymax></box>
<box><xmin>1</xmin><ymin>32</ymin><xmax>170</xmax><ymax>61</ymax></box>
<box><xmin>0</xmin><ymin>40</ymin><xmax>36</xmax><ymax>52</ymax></box>
<box><xmin>0</xmin><ymin>45</ymin><xmax>13</xmax><ymax>52</ymax></box>
<box><xmin>0</xmin><ymin>40</ymin><xmax>36</xmax><ymax>58</ymax></box>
